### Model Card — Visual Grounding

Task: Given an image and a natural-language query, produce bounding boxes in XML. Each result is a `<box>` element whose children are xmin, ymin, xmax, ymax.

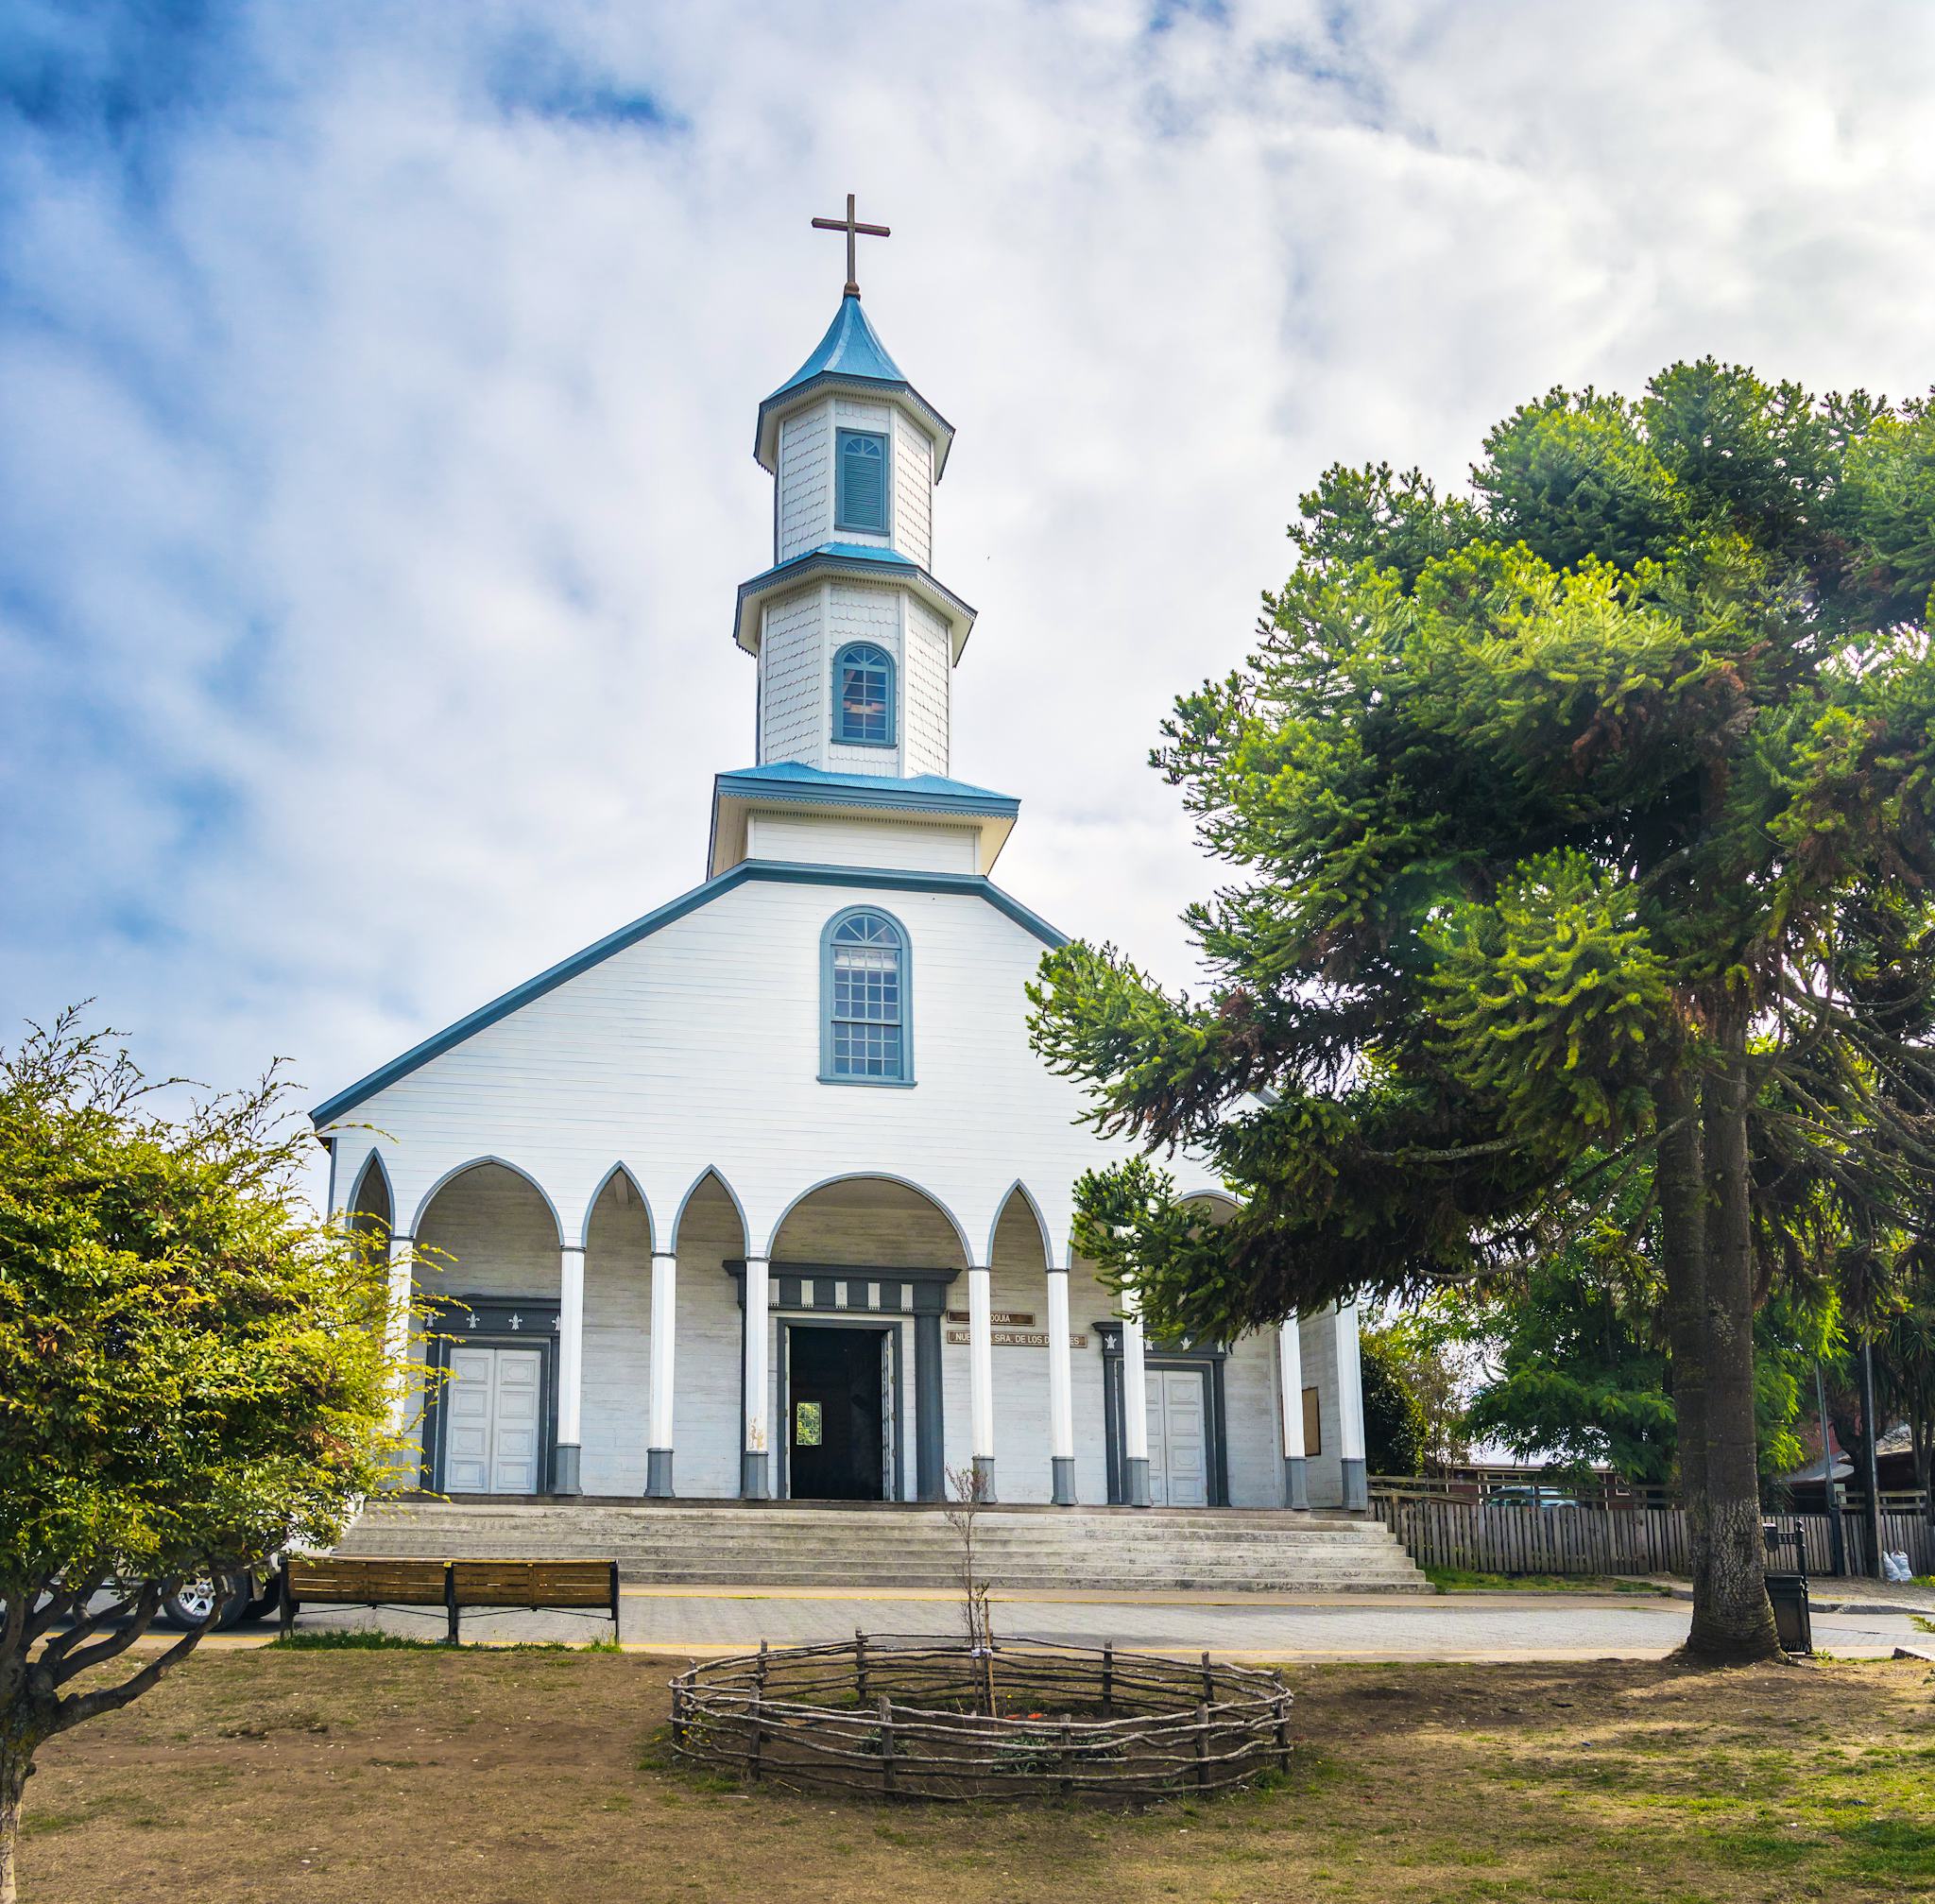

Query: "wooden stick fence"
<box><xmin>1371</xmin><ymin>1490</ymin><xmax>1935</xmax><ymax>1578</ymax></box>
<box><xmin>670</xmin><ymin>1636</ymin><xmax>1293</xmax><ymax>1802</ymax></box>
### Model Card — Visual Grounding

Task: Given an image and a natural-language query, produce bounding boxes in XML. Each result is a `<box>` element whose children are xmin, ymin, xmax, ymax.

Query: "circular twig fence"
<box><xmin>669</xmin><ymin>1633</ymin><xmax>1293</xmax><ymax>1802</ymax></box>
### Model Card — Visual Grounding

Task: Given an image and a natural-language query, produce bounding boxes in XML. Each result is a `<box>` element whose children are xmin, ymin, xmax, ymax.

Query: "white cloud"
<box><xmin>3</xmin><ymin>0</ymin><xmax>1932</xmax><ymax>1171</ymax></box>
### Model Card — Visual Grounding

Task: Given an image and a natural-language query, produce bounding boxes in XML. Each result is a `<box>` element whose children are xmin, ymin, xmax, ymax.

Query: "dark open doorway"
<box><xmin>787</xmin><ymin>1326</ymin><xmax>886</xmax><ymax>1501</ymax></box>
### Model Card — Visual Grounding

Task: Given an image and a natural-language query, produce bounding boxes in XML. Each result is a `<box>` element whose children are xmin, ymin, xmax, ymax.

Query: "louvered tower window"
<box><xmin>835</xmin><ymin>429</ymin><xmax>889</xmax><ymax>533</ymax></box>
<box><xmin>833</xmin><ymin>642</ymin><xmax>895</xmax><ymax>746</ymax></box>
<box><xmin>821</xmin><ymin>908</ymin><xmax>911</xmax><ymax>1084</ymax></box>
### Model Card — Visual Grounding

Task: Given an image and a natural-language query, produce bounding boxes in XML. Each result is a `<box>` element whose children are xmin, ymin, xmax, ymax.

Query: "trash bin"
<box><xmin>1766</xmin><ymin>1572</ymin><xmax>1812</xmax><ymax>1655</ymax></box>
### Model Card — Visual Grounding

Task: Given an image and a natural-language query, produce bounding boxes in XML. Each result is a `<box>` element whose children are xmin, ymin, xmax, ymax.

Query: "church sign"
<box><xmin>946</xmin><ymin>1328</ymin><xmax>1088</xmax><ymax>1349</ymax></box>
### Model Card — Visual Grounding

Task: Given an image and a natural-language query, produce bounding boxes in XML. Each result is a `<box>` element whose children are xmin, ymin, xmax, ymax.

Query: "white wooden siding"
<box><xmin>759</xmin><ymin>587</ymin><xmax>827</xmax><ymax>768</ymax></box>
<box><xmin>825</xmin><ymin>584</ymin><xmax>902</xmax><ymax>776</ymax></box>
<box><xmin>901</xmin><ymin>597</ymin><xmax>950</xmax><ymax>778</ymax></box>
<box><xmin>338</xmin><ymin>873</ymin><xmax>1327</xmax><ymax>1500</ymax></box>
<box><xmin>891</xmin><ymin>415</ymin><xmax>933</xmax><ymax>569</ymax></box>
<box><xmin>777</xmin><ymin>402</ymin><xmax>831</xmax><ymax>561</ymax></box>
<box><xmin>745</xmin><ymin>812</ymin><xmax>976</xmax><ymax>873</ymax></box>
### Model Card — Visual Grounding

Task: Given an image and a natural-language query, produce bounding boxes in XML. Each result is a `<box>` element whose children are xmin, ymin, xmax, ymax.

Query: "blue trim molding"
<box><xmin>309</xmin><ymin>863</ymin><xmax>1068</xmax><ymax>1127</ymax></box>
<box><xmin>733</xmin><ymin>544</ymin><xmax>976</xmax><ymax>659</ymax></box>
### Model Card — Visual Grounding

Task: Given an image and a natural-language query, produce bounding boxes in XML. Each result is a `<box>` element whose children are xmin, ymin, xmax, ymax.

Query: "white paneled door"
<box><xmin>444</xmin><ymin>1347</ymin><xmax>543</xmax><ymax>1494</ymax></box>
<box><xmin>1143</xmin><ymin>1367</ymin><xmax>1210</xmax><ymax>1507</ymax></box>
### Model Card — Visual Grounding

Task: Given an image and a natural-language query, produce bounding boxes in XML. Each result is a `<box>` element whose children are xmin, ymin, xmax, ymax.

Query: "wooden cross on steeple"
<box><xmin>812</xmin><ymin>194</ymin><xmax>890</xmax><ymax>298</ymax></box>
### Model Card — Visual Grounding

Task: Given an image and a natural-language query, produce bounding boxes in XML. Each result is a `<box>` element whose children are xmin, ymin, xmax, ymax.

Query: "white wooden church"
<box><xmin>313</xmin><ymin>205</ymin><xmax>1369</xmax><ymax>1522</ymax></box>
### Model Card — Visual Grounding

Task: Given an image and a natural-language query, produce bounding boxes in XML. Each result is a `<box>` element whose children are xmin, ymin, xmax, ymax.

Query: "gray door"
<box><xmin>1144</xmin><ymin>1366</ymin><xmax>1210</xmax><ymax>1506</ymax></box>
<box><xmin>445</xmin><ymin>1347</ymin><xmax>543</xmax><ymax>1493</ymax></box>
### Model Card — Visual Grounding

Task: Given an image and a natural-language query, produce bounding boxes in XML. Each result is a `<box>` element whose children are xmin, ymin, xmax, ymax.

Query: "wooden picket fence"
<box><xmin>1371</xmin><ymin>1484</ymin><xmax>1935</xmax><ymax>1580</ymax></box>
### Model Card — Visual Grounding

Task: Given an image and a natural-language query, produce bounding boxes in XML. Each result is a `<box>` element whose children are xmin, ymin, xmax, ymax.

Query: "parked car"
<box><xmin>160</xmin><ymin>1566</ymin><xmax>282</xmax><ymax>1631</ymax></box>
<box><xmin>1486</xmin><ymin>1484</ymin><xmax>1581</xmax><ymax>1510</ymax></box>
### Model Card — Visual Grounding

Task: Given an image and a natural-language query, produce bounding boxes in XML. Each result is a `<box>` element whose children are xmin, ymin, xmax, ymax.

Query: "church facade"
<box><xmin>313</xmin><ymin>233</ymin><xmax>1369</xmax><ymax>1518</ymax></box>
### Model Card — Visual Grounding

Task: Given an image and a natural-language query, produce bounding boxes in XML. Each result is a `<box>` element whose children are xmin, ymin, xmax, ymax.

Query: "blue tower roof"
<box><xmin>768</xmin><ymin>293</ymin><xmax>907</xmax><ymax>398</ymax></box>
<box><xmin>754</xmin><ymin>293</ymin><xmax>954</xmax><ymax>476</ymax></box>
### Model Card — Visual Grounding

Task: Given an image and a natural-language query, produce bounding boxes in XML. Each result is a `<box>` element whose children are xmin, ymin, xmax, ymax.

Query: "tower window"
<box><xmin>835</xmin><ymin>429</ymin><xmax>889</xmax><ymax>533</ymax></box>
<box><xmin>833</xmin><ymin>642</ymin><xmax>896</xmax><ymax>747</ymax></box>
<box><xmin>822</xmin><ymin>908</ymin><xmax>912</xmax><ymax>1084</ymax></box>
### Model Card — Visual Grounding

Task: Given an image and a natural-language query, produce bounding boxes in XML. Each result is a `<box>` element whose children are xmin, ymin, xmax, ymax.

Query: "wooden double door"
<box><xmin>444</xmin><ymin>1346</ymin><xmax>543</xmax><ymax>1494</ymax></box>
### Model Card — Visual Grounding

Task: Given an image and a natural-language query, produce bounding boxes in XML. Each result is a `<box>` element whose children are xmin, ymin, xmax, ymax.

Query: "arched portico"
<box><xmin>408</xmin><ymin>1158</ymin><xmax>581</xmax><ymax>1497</ymax></box>
<box><xmin>728</xmin><ymin>1174</ymin><xmax>971</xmax><ymax>1504</ymax></box>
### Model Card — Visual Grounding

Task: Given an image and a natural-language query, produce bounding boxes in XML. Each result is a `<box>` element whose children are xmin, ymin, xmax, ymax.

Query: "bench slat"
<box><xmin>286</xmin><ymin>1558</ymin><xmax>448</xmax><ymax>1605</ymax></box>
<box><xmin>450</xmin><ymin>1559</ymin><xmax>613</xmax><ymax>1607</ymax></box>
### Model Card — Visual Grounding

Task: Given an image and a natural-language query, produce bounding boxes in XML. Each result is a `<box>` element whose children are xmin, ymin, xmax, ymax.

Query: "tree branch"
<box><xmin>54</xmin><ymin>1617</ymin><xmax>212</xmax><ymax>1732</ymax></box>
<box><xmin>46</xmin><ymin>1584</ymin><xmax>164</xmax><ymax>1686</ymax></box>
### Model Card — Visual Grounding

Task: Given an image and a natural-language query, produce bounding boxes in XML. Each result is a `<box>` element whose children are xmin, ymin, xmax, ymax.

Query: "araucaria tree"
<box><xmin>1029</xmin><ymin>366</ymin><xmax>1935</xmax><ymax>1662</ymax></box>
<box><xmin>0</xmin><ymin>1012</ymin><xmax>406</xmax><ymax>1899</ymax></box>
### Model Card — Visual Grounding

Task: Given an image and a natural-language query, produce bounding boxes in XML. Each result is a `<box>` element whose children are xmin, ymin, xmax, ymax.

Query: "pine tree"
<box><xmin>1029</xmin><ymin>365</ymin><xmax>1935</xmax><ymax>1662</ymax></box>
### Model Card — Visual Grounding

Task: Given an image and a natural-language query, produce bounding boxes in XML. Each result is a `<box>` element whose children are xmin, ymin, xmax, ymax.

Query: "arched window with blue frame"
<box><xmin>821</xmin><ymin>907</ymin><xmax>912</xmax><ymax>1084</ymax></box>
<box><xmin>832</xmin><ymin>642</ymin><xmax>896</xmax><ymax>747</ymax></box>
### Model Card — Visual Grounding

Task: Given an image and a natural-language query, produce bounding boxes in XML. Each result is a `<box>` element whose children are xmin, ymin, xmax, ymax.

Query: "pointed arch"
<box><xmin>343</xmin><ymin>1147</ymin><xmax>395</xmax><ymax>1233</ymax></box>
<box><xmin>410</xmin><ymin>1157</ymin><xmax>564</xmax><ymax>1244</ymax></box>
<box><xmin>579</xmin><ymin>1162</ymin><xmax>656</xmax><ymax>1250</ymax></box>
<box><xmin>1178</xmin><ymin>1188</ymin><xmax>1242</xmax><ymax>1225</ymax></box>
<box><xmin>669</xmin><ymin>1167</ymin><xmax>751</xmax><ymax>1254</ymax></box>
<box><xmin>985</xmin><ymin>1178</ymin><xmax>1052</xmax><ymax>1271</ymax></box>
<box><xmin>763</xmin><ymin>1171</ymin><xmax>972</xmax><ymax>1267</ymax></box>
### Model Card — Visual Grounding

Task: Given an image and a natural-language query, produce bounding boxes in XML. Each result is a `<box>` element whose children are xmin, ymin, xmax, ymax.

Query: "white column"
<box><xmin>1276</xmin><ymin>1313</ymin><xmax>1310</xmax><ymax>1508</ymax></box>
<box><xmin>555</xmin><ymin>1244</ymin><xmax>585</xmax><ymax>1495</ymax></box>
<box><xmin>742</xmin><ymin>1255</ymin><xmax>771</xmax><ymax>1499</ymax></box>
<box><xmin>646</xmin><ymin>1249</ymin><xmax>677</xmax><ymax>1497</ymax></box>
<box><xmin>383</xmin><ymin>1231</ymin><xmax>415</xmax><ymax>1441</ymax></box>
<box><xmin>1334</xmin><ymin>1300</ymin><xmax>1368</xmax><ymax>1509</ymax></box>
<box><xmin>1045</xmin><ymin>1264</ymin><xmax>1075</xmax><ymax>1505</ymax></box>
<box><xmin>967</xmin><ymin>1263</ymin><xmax>996</xmax><ymax>1498</ymax></box>
<box><xmin>1120</xmin><ymin>1283</ymin><xmax>1151</xmax><ymax>1507</ymax></box>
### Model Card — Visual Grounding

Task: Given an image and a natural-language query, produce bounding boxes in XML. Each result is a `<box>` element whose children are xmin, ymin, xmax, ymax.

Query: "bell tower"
<box><xmin>710</xmin><ymin>202</ymin><xmax>1016</xmax><ymax>882</ymax></box>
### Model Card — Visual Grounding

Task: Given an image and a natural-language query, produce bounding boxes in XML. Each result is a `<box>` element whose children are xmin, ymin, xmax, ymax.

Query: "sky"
<box><xmin>4</xmin><ymin>0</ymin><xmax>1935</xmax><ymax>1175</ymax></box>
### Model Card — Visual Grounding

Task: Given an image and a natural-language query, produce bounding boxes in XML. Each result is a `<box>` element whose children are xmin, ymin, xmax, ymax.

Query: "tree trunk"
<box><xmin>0</xmin><ymin>1730</ymin><xmax>33</xmax><ymax>1904</ymax></box>
<box><xmin>1657</xmin><ymin>1065</ymin><xmax>1711</xmax><ymax>1611</ymax></box>
<box><xmin>1686</xmin><ymin>1021</ymin><xmax>1781</xmax><ymax>1663</ymax></box>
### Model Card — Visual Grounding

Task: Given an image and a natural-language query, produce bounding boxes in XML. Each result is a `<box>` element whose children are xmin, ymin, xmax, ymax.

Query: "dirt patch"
<box><xmin>17</xmin><ymin>1648</ymin><xmax>1935</xmax><ymax>1902</ymax></box>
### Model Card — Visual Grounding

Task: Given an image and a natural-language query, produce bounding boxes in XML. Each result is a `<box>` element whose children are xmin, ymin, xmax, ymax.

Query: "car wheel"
<box><xmin>161</xmin><ymin>1571</ymin><xmax>251</xmax><ymax>1631</ymax></box>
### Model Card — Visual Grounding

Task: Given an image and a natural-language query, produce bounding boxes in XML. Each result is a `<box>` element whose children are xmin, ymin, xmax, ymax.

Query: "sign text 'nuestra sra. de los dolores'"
<box><xmin>311</xmin><ymin>201</ymin><xmax>1370</xmax><ymax>1515</ymax></box>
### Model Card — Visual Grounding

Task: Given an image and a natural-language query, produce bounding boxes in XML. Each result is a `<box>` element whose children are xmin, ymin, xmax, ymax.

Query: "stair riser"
<box><xmin>335</xmin><ymin>1503</ymin><xmax>1428</xmax><ymax>1593</ymax></box>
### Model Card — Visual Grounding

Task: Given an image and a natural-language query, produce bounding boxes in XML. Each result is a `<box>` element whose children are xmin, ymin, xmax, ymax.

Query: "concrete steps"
<box><xmin>334</xmin><ymin>1499</ymin><xmax>1430</xmax><ymax>1594</ymax></box>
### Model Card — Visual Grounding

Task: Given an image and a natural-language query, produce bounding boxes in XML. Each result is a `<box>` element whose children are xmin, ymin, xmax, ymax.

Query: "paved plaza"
<box><xmin>186</xmin><ymin>1585</ymin><xmax>1930</xmax><ymax>1661</ymax></box>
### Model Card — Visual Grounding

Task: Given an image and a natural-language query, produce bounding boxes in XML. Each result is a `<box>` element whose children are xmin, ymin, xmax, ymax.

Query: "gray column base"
<box><xmin>1342</xmin><ymin>1456</ymin><xmax>1369</xmax><ymax>1511</ymax></box>
<box><xmin>971</xmin><ymin>1454</ymin><xmax>995</xmax><ymax>1501</ymax></box>
<box><xmin>1051</xmin><ymin>1455</ymin><xmax>1076</xmax><ymax>1505</ymax></box>
<box><xmin>553</xmin><ymin>1444</ymin><xmax>581</xmax><ymax>1496</ymax></box>
<box><xmin>741</xmin><ymin>1449</ymin><xmax>769</xmax><ymax>1501</ymax></box>
<box><xmin>1124</xmin><ymin>1455</ymin><xmax>1151</xmax><ymax>1508</ymax></box>
<box><xmin>1283</xmin><ymin>1454</ymin><xmax>1310</xmax><ymax>1510</ymax></box>
<box><xmin>645</xmin><ymin>1448</ymin><xmax>674</xmax><ymax>1498</ymax></box>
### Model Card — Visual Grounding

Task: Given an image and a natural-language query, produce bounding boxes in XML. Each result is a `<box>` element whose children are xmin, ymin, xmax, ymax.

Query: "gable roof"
<box><xmin>309</xmin><ymin>861</ymin><xmax>1068</xmax><ymax>1128</ymax></box>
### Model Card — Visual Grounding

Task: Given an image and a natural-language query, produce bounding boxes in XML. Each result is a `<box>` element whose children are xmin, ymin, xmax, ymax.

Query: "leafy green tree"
<box><xmin>0</xmin><ymin>1013</ymin><xmax>409</xmax><ymax>1901</ymax></box>
<box><xmin>1361</xmin><ymin>1310</ymin><xmax>1469</xmax><ymax>1467</ymax></box>
<box><xmin>1360</xmin><ymin>1332</ymin><xmax>1428</xmax><ymax>1476</ymax></box>
<box><xmin>1031</xmin><ymin>367</ymin><xmax>1935</xmax><ymax>1662</ymax></box>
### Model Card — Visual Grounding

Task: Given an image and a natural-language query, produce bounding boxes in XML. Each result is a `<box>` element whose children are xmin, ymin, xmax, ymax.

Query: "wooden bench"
<box><xmin>281</xmin><ymin>1557</ymin><xmax>621</xmax><ymax>1643</ymax></box>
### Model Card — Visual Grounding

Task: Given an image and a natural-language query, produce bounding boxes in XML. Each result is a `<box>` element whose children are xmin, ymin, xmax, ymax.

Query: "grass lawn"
<box><xmin>1421</xmin><ymin>1566</ymin><xmax>1674</xmax><ymax>1595</ymax></box>
<box><xmin>17</xmin><ymin>1644</ymin><xmax>1935</xmax><ymax>1902</ymax></box>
